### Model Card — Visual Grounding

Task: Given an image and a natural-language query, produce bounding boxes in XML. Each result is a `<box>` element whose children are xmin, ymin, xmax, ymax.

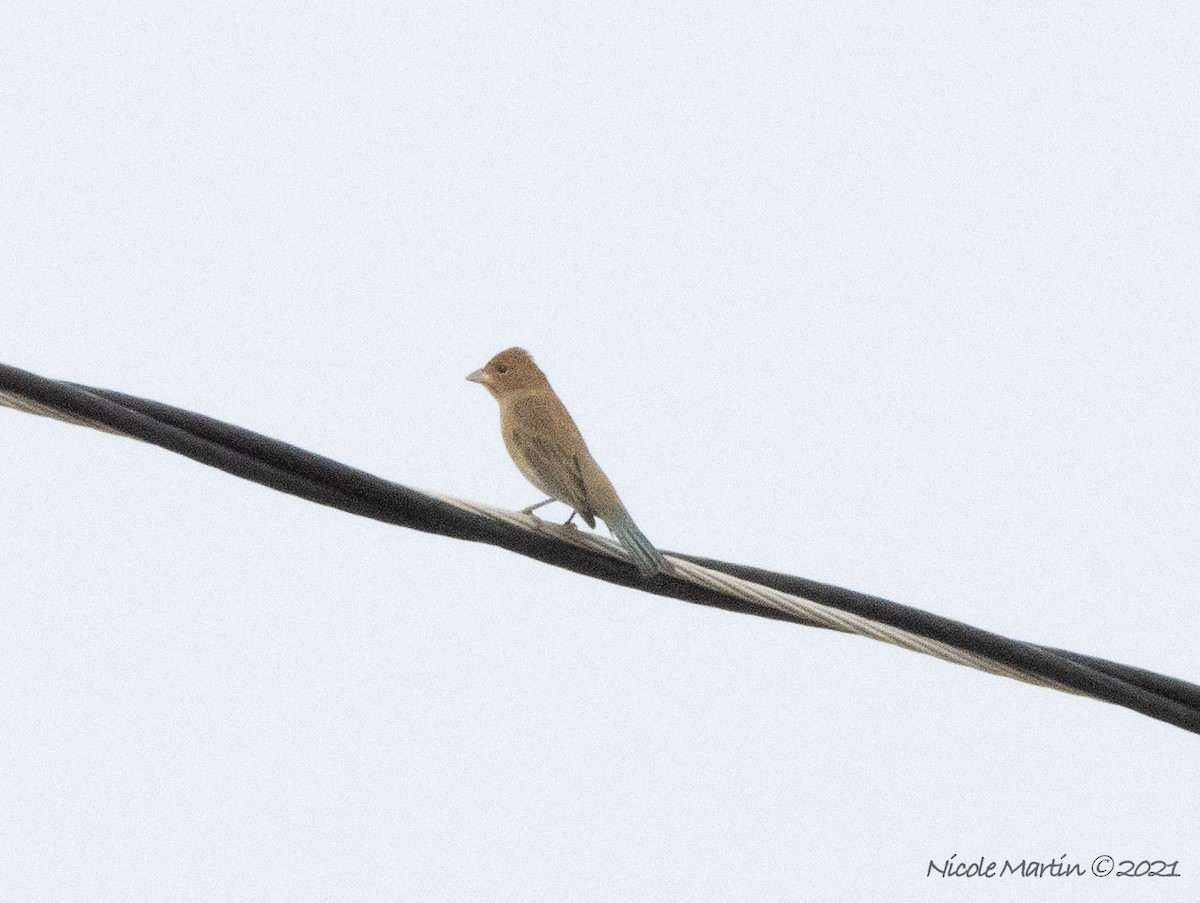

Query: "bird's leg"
<box><xmin>522</xmin><ymin>498</ymin><xmax>555</xmax><ymax>516</ymax></box>
<box><xmin>563</xmin><ymin>511</ymin><xmax>577</xmax><ymax>527</ymax></box>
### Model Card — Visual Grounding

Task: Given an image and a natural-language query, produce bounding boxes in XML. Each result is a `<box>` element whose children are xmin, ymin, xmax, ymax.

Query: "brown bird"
<box><xmin>467</xmin><ymin>347</ymin><xmax>670</xmax><ymax>577</ymax></box>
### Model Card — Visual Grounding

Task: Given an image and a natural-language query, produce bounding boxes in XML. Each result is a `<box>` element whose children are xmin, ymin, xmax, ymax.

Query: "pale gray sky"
<box><xmin>2</xmin><ymin>2</ymin><xmax>1197</xmax><ymax>900</ymax></box>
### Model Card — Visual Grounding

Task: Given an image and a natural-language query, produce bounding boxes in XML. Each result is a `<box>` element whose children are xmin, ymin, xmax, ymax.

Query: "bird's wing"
<box><xmin>510</xmin><ymin>427</ymin><xmax>594</xmax><ymax>523</ymax></box>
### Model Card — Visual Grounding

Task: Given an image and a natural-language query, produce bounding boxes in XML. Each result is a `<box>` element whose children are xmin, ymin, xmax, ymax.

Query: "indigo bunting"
<box><xmin>467</xmin><ymin>347</ymin><xmax>670</xmax><ymax>578</ymax></box>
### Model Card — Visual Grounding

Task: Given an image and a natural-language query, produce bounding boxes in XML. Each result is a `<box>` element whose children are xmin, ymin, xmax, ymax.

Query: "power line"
<box><xmin>2</xmin><ymin>360</ymin><xmax>1198</xmax><ymax>735</ymax></box>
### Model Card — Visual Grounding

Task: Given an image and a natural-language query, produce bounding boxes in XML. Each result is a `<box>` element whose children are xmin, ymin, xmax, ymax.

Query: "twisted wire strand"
<box><xmin>427</xmin><ymin>492</ymin><xmax>1078</xmax><ymax>694</ymax></box>
<box><xmin>0</xmin><ymin>390</ymin><xmax>124</xmax><ymax>435</ymax></box>
<box><xmin>1</xmin><ymin>360</ymin><xmax>1196</xmax><ymax>734</ymax></box>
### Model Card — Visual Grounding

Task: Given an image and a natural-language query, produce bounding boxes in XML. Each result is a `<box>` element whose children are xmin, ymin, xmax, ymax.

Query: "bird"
<box><xmin>467</xmin><ymin>347</ymin><xmax>670</xmax><ymax>578</ymax></box>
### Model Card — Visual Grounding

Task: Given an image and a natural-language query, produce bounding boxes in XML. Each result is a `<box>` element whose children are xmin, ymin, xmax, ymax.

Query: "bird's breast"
<box><xmin>498</xmin><ymin>413</ymin><xmax>555</xmax><ymax>497</ymax></box>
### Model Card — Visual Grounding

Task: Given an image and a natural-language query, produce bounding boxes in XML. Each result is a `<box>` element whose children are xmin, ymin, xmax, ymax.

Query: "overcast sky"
<box><xmin>2</xmin><ymin>2</ymin><xmax>1197</xmax><ymax>900</ymax></box>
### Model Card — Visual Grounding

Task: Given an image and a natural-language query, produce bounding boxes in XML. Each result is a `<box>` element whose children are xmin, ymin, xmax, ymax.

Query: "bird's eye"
<box><xmin>496</xmin><ymin>364</ymin><xmax>509</xmax><ymax>374</ymax></box>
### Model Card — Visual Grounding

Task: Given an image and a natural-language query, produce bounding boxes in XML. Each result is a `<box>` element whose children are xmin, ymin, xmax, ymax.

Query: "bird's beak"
<box><xmin>466</xmin><ymin>368</ymin><xmax>491</xmax><ymax>386</ymax></box>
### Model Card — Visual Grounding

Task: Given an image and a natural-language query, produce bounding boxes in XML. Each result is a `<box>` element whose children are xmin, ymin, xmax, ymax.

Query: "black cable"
<box><xmin>2</xmin><ymin>361</ymin><xmax>1197</xmax><ymax>736</ymax></box>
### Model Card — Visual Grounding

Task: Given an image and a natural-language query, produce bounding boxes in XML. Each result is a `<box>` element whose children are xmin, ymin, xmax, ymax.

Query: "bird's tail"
<box><xmin>605</xmin><ymin>506</ymin><xmax>671</xmax><ymax>578</ymax></box>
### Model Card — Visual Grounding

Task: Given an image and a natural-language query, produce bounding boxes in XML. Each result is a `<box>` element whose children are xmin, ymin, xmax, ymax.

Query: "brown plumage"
<box><xmin>467</xmin><ymin>347</ymin><xmax>669</xmax><ymax>577</ymax></box>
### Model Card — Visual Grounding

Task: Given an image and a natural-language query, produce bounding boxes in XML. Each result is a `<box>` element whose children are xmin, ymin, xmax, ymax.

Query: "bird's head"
<box><xmin>466</xmin><ymin>347</ymin><xmax>547</xmax><ymax>399</ymax></box>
